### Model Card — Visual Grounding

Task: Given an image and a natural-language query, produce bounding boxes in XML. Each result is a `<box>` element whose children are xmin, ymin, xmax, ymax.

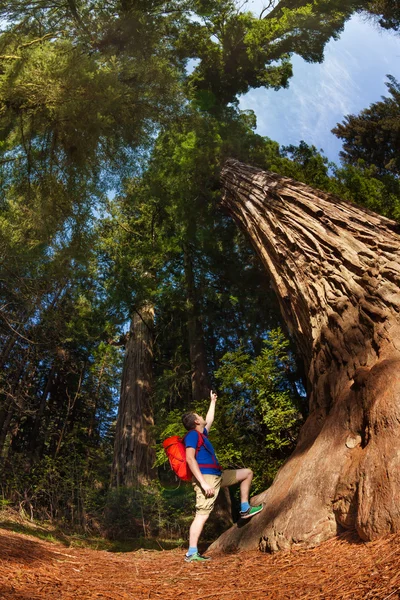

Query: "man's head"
<box><xmin>182</xmin><ymin>412</ymin><xmax>205</xmax><ymax>431</ymax></box>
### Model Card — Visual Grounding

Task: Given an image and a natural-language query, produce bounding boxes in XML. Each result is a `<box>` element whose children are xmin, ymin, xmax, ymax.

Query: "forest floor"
<box><xmin>0</xmin><ymin>511</ymin><xmax>400</xmax><ymax>600</ymax></box>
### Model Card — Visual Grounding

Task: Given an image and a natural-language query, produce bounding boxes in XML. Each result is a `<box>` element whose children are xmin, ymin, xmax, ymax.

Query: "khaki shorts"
<box><xmin>192</xmin><ymin>469</ymin><xmax>239</xmax><ymax>515</ymax></box>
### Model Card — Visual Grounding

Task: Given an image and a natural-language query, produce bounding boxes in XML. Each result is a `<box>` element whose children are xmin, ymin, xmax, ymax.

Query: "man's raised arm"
<box><xmin>205</xmin><ymin>390</ymin><xmax>217</xmax><ymax>432</ymax></box>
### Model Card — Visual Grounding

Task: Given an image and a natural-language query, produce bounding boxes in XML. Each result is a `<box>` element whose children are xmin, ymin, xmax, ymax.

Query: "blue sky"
<box><xmin>239</xmin><ymin>4</ymin><xmax>400</xmax><ymax>163</ymax></box>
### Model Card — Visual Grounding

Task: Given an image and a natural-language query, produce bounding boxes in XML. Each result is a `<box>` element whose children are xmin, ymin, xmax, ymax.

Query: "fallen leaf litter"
<box><xmin>0</xmin><ymin>528</ymin><xmax>400</xmax><ymax>599</ymax></box>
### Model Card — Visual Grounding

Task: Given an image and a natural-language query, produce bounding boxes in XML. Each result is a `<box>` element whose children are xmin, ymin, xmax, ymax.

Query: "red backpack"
<box><xmin>162</xmin><ymin>431</ymin><xmax>221</xmax><ymax>481</ymax></box>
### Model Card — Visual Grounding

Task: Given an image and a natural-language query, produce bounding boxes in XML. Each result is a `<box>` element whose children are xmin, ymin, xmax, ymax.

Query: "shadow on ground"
<box><xmin>0</xmin><ymin>531</ymin><xmax>59</xmax><ymax>565</ymax></box>
<box><xmin>0</xmin><ymin>519</ymin><xmax>184</xmax><ymax>553</ymax></box>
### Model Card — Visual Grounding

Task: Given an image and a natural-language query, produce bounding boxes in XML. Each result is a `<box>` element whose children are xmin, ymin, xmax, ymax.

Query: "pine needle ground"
<box><xmin>0</xmin><ymin>527</ymin><xmax>399</xmax><ymax>599</ymax></box>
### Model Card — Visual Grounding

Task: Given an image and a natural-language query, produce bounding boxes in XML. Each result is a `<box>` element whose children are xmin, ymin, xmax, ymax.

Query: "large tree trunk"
<box><xmin>211</xmin><ymin>159</ymin><xmax>400</xmax><ymax>553</ymax></box>
<box><xmin>112</xmin><ymin>304</ymin><xmax>156</xmax><ymax>487</ymax></box>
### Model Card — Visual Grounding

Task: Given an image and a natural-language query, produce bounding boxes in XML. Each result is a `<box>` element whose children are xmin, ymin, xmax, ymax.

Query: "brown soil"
<box><xmin>0</xmin><ymin>527</ymin><xmax>399</xmax><ymax>599</ymax></box>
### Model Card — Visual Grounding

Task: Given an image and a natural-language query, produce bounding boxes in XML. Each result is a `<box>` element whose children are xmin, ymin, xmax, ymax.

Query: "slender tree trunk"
<box><xmin>9</xmin><ymin>358</ymin><xmax>36</xmax><ymax>454</ymax></box>
<box><xmin>211</xmin><ymin>159</ymin><xmax>400</xmax><ymax>553</ymax></box>
<box><xmin>112</xmin><ymin>304</ymin><xmax>156</xmax><ymax>487</ymax></box>
<box><xmin>54</xmin><ymin>365</ymin><xmax>85</xmax><ymax>457</ymax></box>
<box><xmin>87</xmin><ymin>354</ymin><xmax>107</xmax><ymax>440</ymax></box>
<box><xmin>0</xmin><ymin>358</ymin><xmax>27</xmax><ymax>454</ymax></box>
<box><xmin>29</xmin><ymin>363</ymin><xmax>57</xmax><ymax>456</ymax></box>
<box><xmin>0</xmin><ymin>395</ymin><xmax>12</xmax><ymax>443</ymax></box>
<box><xmin>184</xmin><ymin>246</ymin><xmax>210</xmax><ymax>402</ymax></box>
<box><xmin>0</xmin><ymin>398</ymin><xmax>14</xmax><ymax>455</ymax></box>
<box><xmin>36</xmin><ymin>372</ymin><xmax>61</xmax><ymax>460</ymax></box>
<box><xmin>0</xmin><ymin>331</ymin><xmax>18</xmax><ymax>371</ymax></box>
<box><xmin>0</xmin><ymin>309</ymin><xmax>31</xmax><ymax>371</ymax></box>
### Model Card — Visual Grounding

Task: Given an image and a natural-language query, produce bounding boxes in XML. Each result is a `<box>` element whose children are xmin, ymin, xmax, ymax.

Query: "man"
<box><xmin>182</xmin><ymin>390</ymin><xmax>263</xmax><ymax>562</ymax></box>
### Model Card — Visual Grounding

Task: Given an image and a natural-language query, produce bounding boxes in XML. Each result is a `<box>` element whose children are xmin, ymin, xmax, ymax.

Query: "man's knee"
<box><xmin>193</xmin><ymin>511</ymin><xmax>211</xmax><ymax>525</ymax></box>
<box><xmin>235</xmin><ymin>467</ymin><xmax>253</xmax><ymax>483</ymax></box>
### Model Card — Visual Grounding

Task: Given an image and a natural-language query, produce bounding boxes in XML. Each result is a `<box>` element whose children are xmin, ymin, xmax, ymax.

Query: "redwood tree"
<box><xmin>211</xmin><ymin>159</ymin><xmax>400</xmax><ymax>553</ymax></box>
<box><xmin>112</xmin><ymin>304</ymin><xmax>156</xmax><ymax>487</ymax></box>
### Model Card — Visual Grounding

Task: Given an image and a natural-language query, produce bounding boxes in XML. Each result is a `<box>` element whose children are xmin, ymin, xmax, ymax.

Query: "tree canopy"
<box><xmin>333</xmin><ymin>75</ymin><xmax>400</xmax><ymax>178</ymax></box>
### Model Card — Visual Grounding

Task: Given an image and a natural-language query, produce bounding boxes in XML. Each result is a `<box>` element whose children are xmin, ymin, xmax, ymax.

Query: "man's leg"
<box><xmin>234</xmin><ymin>468</ymin><xmax>253</xmax><ymax>505</ymax></box>
<box><xmin>188</xmin><ymin>513</ymin><xmax>209</xmax><ymax>549</ymax></box>
<box><xmin>186</xmin><ymin>475</ymin><xmax>220</xmax><ymax>561</ymax></box>
<box><xmin>221</xmin><ymin>469</ymin><xmax>263</xmax><ymax>519</ymax></box>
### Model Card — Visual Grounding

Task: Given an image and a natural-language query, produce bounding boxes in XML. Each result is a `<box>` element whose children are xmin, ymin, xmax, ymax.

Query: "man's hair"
<box><xmin>182</xmin><ymin>412</ymin><xmax>197</xmax><ymax>431</ymax></box>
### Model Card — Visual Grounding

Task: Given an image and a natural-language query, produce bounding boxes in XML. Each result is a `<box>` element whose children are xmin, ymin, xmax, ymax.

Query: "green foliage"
<box><xmin>1</xmin><ymin>449</ymin><xmax>104</xmax><ymax>526</ymax></box>
<box><xmin>363</xmin><ymin>0</ymin><xmax>400</xmax><ymax>30</ymax></box>
<box><xmin>264</xmin><ymin>140</ymin><xmax>400</xmax><ymax>221</ymax></box>
<box><xmin>329</xmin><ymin>162</ymin><xmax>400</xmax><ymax>221</ymax></box>
<box><xmin>215</xmin><ymin>328</ymin><xmax>301</xmax><ymax>451</ymax></box>
<box><xmin>178</xmin><ymin>0</ymin><xmax>368</xmax><ymax>108</ymax></box>
<box><xmin>332</xmin><ymin>75</ymin><xmax>400</xmax><ymax>178</ymax></box>
<box><xmin>104</xmin><ymin>483</ymin><xmax>194</xmax><ymax>541</ymax></box>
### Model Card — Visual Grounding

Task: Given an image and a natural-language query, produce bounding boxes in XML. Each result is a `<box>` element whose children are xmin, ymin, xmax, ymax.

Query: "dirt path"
<box><xmin>1</xmin><ymin>528</ymin><xmax>400</xmax><ymax>599</ymax></box>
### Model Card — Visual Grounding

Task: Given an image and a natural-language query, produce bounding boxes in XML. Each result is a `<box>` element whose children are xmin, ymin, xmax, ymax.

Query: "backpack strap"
<box><xmin>189</xmin><ymin>430</ymin><xmax>222</xmax><ymax>472</ymax></box>
<box><xmin>183</xmin><ymin>431</ymin><xmax>205</xmax><ymax>457</ymax></box>
<box><xmin>195</xmin><ymin>431</ymin><xmax>205</xmax><ymax>454</ymax></box>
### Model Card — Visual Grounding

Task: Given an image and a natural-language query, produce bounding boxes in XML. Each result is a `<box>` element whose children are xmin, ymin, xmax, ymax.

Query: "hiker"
<box><xmin>182</xmin><ymin>390</ymin><xmax>263</xmax><ymax>562</ymax></box>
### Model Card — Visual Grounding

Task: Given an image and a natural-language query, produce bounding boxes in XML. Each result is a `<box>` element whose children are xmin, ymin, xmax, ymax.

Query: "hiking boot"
<box><xmin>184</xmin><ymin>552</ymin><xmax>211</xmax><ymax>562</ymax></box>
<box><xmin>240</xmin><ymin>504</ymin><xmax>264</xmax><ymax>519</ymax></box>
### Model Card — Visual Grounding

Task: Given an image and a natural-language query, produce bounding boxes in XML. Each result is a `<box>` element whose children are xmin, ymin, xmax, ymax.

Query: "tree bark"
<box><xmin>211</xmin><ymin>159</ymin><xmax>400</xmax><ymax>553</ymax></box>
<box><xmin>112</xmin><ymin>303</ymin><xmax>156</xmax><ymax>487</ymax></box>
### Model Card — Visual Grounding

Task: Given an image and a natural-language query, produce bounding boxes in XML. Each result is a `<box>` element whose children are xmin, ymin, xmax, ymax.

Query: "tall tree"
<box><xmin>112</xmin><ymin>304</ymin><xmax>156</xmax><ymax>487</ymax></box>
<box><xmin>211</xmin><ymin>159</ymin><xmax>400</xmax><ymax>553</ymax></box>
<box><xmin>332</xmin><ymin>75</ymin><xmax>400</xmax><ymax>178</ymax></box>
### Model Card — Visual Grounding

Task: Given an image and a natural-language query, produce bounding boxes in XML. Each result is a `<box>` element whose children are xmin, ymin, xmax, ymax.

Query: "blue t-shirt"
<box><xmin>184</xmin><ymin>428</ymin><xmax>221</xmax><ymax>476</ymax></box>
